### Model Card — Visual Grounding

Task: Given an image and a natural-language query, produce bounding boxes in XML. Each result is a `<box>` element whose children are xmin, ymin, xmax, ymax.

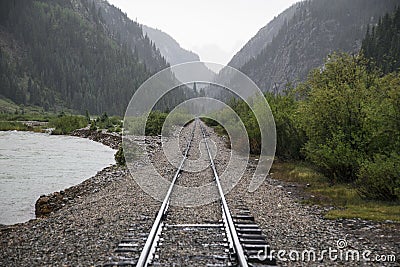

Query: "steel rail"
<box><xmin>136</xmin><ymin>120</ymin><xmax>197</xmax><ymax>267</ymax></box>
<box><xmin>199</xmin><ymin>119</ymin><xmax>249</xmax><ymax>267</ymax></box>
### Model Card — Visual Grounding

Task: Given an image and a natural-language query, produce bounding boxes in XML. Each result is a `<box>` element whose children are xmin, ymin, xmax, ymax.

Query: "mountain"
<box><xmin>92</xmin><ymin>0</ymin><xmax>168</xmax><ymax>73</ymax></box>
<box><xmin>142</xmin><ymin>25</ymin><xmax>198</xmax><ymax>66</ymax></box>
<box><xmin>228</xmin><ymin>0</ymin><xmax>400</xmax><ymax>92</ymax></box>
<box><xmin>228</xmin><ymin>3</ymin><xmax>299</xmax><ymax>70</ymax></box>
<box><xmin>0</xmin><ymin>0</ymin><xmax>185</xmax><ymax>115</ymax></box>
<box><xmin>142</xmin><ymin>25</ymin><xmax>215</xmax><ymax>82</ymax></box>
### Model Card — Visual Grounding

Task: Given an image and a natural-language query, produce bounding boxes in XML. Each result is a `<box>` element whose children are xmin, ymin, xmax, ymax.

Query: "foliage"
<box><xmin>297</xmin><ymin>53</ymin><xmax>400</xmax><ymax>200</ymax></box>
<box><xmin>0</xmin><ymin>0</ymin><xmax>184</xmax><ymax>115</ymax></box>
<box><xmin>0</xmin><ymin>121</ymin><xmax>30</xmax><ymax>131</ymax></box>
<box><xmin>124</xmin><ymin>116</ymin><xmax>146</xmax><ymax>135</ymax></box>
<box><xmin>221</xmin><ymin>51</ymin><xmax>399</xmax><ymax>202</ymax></box>
<box><xmin>89</xmin><ymin>122</ymin><xmax>97</xmax><ymax>131</ymax></box>
<box><xmin>49</xmin><ymin>114</ymin><xmax>88</xmax><ymax>135</ymax></box>
<box><xmin>85</xmin><ymin>110</ymin><xmax>90</xmax><ymax>123</ymax></box>
<box><xmin>265</xmin><ymin>90</ymin><xmax>306</xmax><ymax>159</ymax></box>
<box><xmin>225</xmin><ymin>90</ymin><xmax>305</xmax><ymax>158</ymax></box>
<box><xmin>0</xmin><ymin>112</ymin><xmax>54</xmax><ymax>122</ymax></box>
<box><xmin>90</xmin><ymin>112</ymin><xmax>122</xmax><ymax>132</ymax></box>
<box><xmin>145</xmin><ymin>111</ymin><xmax>168</xmax><ymax>136</ymax></box>
<box><xmin>202</xmin><ymin>117</ymin><xmax>219</xmax><ymax>127</ymax></box>
<box><xmin>114</xmin><ymin>146</ymin><xmax>126</xmax><ymax>166</ymax></box>
<box><xmin>124</xmin><ymin>111</ymin><xmax>168</xmax><ymax>136</ymax></box>
<box><xmin>238</xmin><ymin>0</ymin><xmax>399</xmax><ymax>92</ymax></box>
<box><xmin>356</xmin><ymin>153</ymin><xmax>400</xmax><ymax>201</ymax></box>
<box><xmin>297</xmin><ymin>53</ymin><xmax>373</xmax><ymax>181</ymax></box>
<box><xmin>159</xmin><ymin>109</ymin><xmax>194</xmax><ymax>136</ymax></box>
<box><xmin>227</xmin><ymin>98</ymin><xmax>261</xmax><ymax>154</ymax></box>
<box><xmin>202</xmin><ymin>118</ymin><xmax>227</xmax><ymax>136</ymax></box>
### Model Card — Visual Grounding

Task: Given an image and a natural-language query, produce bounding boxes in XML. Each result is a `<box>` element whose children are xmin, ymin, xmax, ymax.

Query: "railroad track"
<box><xmin>104</xmin><ymin>119</ymin><xmax>275</xmax><ymax>266</ymax></box>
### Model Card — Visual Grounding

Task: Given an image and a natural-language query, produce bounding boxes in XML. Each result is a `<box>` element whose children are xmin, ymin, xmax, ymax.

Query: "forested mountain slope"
<box><xmin>0</xmin><ymin>0</ymin><xmax>182</xmax><ymax>115</ymax></box>
<box><xmin>228</xmin><ymin>3</ymin><xmax>299</xmax><ymax>70</ymax></box>
<box><xmin>362</xmin><ymin>6</ymin><xmax>400</xmax><ymax>74</ymax></box>
<box><xmin>235</xmin><ymin>0</ymin><xmax>400</xmax><ymax>92</ymax></box>
<box><xmin>142</xmin><ymin>25</ymin><xmax>215</xmax><ymax>82</ymax></box>
<box><xmin>93</xmin><ymin>0</ymin><xmax>168</xmax><ymax>73</ymax></box>
<box><xmin>142</xmin><ymin>25</ymin><xmax>198</xmax><ymax>66</ymax></box>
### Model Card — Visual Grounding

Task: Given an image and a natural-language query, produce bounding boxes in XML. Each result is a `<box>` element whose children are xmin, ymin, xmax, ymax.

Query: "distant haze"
<box><xmin>107</xmin><ymin>0</ymin><xmax>300</xmax><ymax>71</ymax></box>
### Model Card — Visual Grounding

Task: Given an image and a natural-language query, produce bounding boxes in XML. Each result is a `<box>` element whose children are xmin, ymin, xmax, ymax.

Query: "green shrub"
<box><xmin>114</xmin><ymin>146</ymin><xmax>126</xmax><ymax>166</ymax></box>
<box><xmin>49</xmin><ymin>115</ymin><xmax>87</xmax><ymax>134</ymax></box>
<box><xmin>265</xmin><ymin>92</ymin><xmax>306</xmax><ymax>160</ymax></box>
<box><xmin>89</xmin><ymin>122</ymin><xmax>97</xmax><ymax>131</ymax></box>
<box><xmin>202</xmin><ymin>117</ymin><xmax>220</xmax><ymax>127</ymax></box>
<box><xmin>211</xmin><ymin>90</ymin><xmax>305</xmax><ymax>158</ymax></box>
<box><xmin>298</xmin><ymin>54</ymin><xmax>379</xmax><ymax>182</ymax></box>
<box><xmin>93</xmin><ymin>113</ymin><xmax>122</xmax><ymax>132</ymax></box>
<box><xmin>145</xmin><ymin>111</ymin><xmax>167</xmax><ymax>136</ymax></box>
<box><xmin>356</xmin><ymin>153</ymin><xmax>400</xmax><ymax>201</ymax></box>
<box><xmin>303</xmin><ymin>131</ymin><xmax>361</xmax><ymax>182</ymax></box>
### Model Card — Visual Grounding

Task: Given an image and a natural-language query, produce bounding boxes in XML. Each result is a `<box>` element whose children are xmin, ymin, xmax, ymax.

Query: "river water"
<box><xmin>0</xmin><ymin>131</ymin><xmax>116</xmax><ymax>225</ymax></box>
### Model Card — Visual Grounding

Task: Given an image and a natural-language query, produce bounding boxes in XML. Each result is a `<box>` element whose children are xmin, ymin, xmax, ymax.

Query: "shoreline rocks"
<box><xmin>70</xmin><ymin>129</ymin><xmax>121</xmax><ymax>149</ymax></box>
<box><xmin>35</xmin><ymin>166</ymin><xmax>119</xmax><ymax>218</ymax></box>
<box><xmin>34</xmin><ymin>129</ymin><xmax>121</xmax><ymax>218</ymax></box>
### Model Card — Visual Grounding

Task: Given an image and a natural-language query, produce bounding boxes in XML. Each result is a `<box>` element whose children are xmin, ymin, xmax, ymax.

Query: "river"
<box><xmin>0</xmin><ymin>131</ymin><xmax>116</xmax><ymax>225</ymax></box>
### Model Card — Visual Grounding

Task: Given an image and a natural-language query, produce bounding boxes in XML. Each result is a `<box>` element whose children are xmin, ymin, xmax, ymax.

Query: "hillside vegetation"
<box><xmin>211</xmin><ymin>8</ymin><xmax>400</xmax><ymax>206</ymax></box>
<box><xmin>233</xmin><ymin>0</ymin><xmax>399</xmax><ymax>92</ymax></box>
<box><xmin>0</xmin><ymin>0</ymin><xmax>188</xmax><ymax>115</ymax></box>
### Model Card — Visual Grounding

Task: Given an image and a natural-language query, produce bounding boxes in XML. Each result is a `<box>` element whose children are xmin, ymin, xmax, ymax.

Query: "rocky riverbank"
<box><xmin>0</xmin><ymin>130</ymin><xmax>161</xmax><ymax>266</ymax></box>
<box><xmin>35</xmin><ymin>166</ymin><xmax>118</xmax><ymax>218</ymax></box>
<box><xmin>70</xmin><ymin>129</ymin><xmax>121</xmax><ymax>150</ymax></box>
<box><xmin>34</xmin><ymin>129</ymin><xmax>122</xmax><ymax>218</ymax></box>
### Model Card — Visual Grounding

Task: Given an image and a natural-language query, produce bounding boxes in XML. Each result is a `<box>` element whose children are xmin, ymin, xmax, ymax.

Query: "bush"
<box><xmin>303</xmin><ymin>131</ymin><xmax>361</xmax><ymax>182</ymax></box>
<box><xmin>49</xmin><ymin>115</ymin><xmax>88</xmax><ymax>134</ymax></box>
<box><xmin>265</xmin><ymin>91</ymin><xmax>306</xmax><ymax>160</ymax></box>
<box><xmin>220</xmin><ymin>90</ymin><xmax>305</xmax><ymax>158</ymax></box>
<box><xmin>89</xmin><ymin>122</ymin><xmax>97</xmax><ymax>131</ymax></box>
<box><xmin>356</xmin><ymin>153</ymin><xmax>400</xmax><ymax>201</ymax></box>
<box><xmin>202</xmin><ymin>117</ymin><xmax>220</xmax><ymax>127</ymax></box>
<box><xmin>92</xmin><ymin>113</ymin><xmax>122</xmax><ymax>132</ymax></box>
<box><xmin>145</xmin><ymin>111</ymin><xmax>167</xmax><ymax>136</ymax></box>
<box><xmin>114</xmin><ymin>146</ymin><xmax>126</xmax><ymax>166</ymax></box>
<box><xmin>297</xmin><ymin>53</ymin><xmax>377</xmax><ymax>182</ymax></box>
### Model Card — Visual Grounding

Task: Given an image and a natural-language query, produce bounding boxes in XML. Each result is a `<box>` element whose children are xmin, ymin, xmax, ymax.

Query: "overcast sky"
<box><xmin>107</xmin><ymin>0</ymin><xmax>300</xmax><ymax>69</ymax></box>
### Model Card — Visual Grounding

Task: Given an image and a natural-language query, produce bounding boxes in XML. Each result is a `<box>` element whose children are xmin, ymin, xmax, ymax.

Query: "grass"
<box><xmin>0</xmin><ymin>97</ymin><xmax>57</xmax><ymax>119</ymax></box>
<box><xmin>0</xmin><ymin>107</ymin><xmax>125</xmax><ymax>134</ymax></box>
<box><xmin>0</xmin><ymin>109</ymin><xmax>56</xmax><ymax>123</ymax></box>
<box><xmin>0</xmin><ymin>121</ymin><xmax>30</xmax><ymax>131</ymax></box>
<box><xmin>0</xmin><ymin>107</ymin><xmax>55</xmax><ymax>132</ymax></box>
<box><xmin>325</xmin><ymin>204</ymin><xmax>400</xmax><ymax>222</ymax></box>
<box><xmin>270</xmin><ymin>160</ymin><xmax>400</xmax><ymax>222</ymax></box>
